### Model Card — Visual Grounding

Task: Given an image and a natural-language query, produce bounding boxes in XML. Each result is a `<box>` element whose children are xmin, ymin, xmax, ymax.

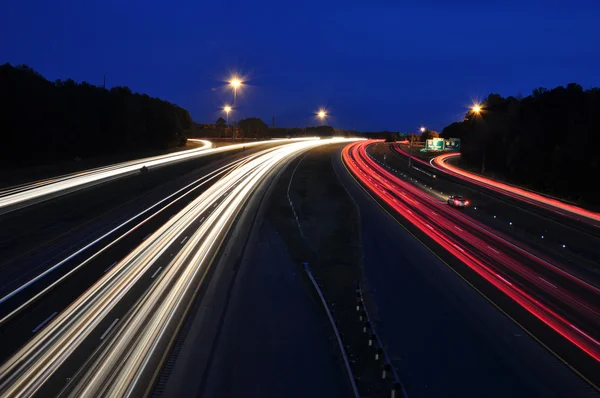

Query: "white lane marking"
<box><xmin>406</xmin><ymin>209</ymin><xmax>413</xmax><ymax>214</ymax></box>
<box><xmin>199</xmin><ymin>217</ymin><xmax>205</xmax><ymax>223</ymax></box>
<box><xmin>454</xmin><ymin>226</ymin><xmax>464</xmax><ymax>232</ymax></box>
<box><xmin>539</xmin><ymin>277</ymin><xmax>557</xmax><ymax>289</ymax></box>
<box><xmin>425</xmin><ymin>223</ymin><xmax>434</xmax><ymax>230</ymax></box>
<box><xmin>180</xmin><ymin>236</ymin><xmax>189</xmax><ymax>245</ymax></box>
<box><xmin>487</xmin><ymin>246</ymin><xmax>500</xmax><ymax>254</ymax></box>
<box><xmin>100</xmin><ymin>318</ymin><xmax>119</xmax><ymax>340</ymax></box>
<box><xmin>104</xmin><ymin>261</ymin><xmax>117</xmax><ymax>273</ymax></box>
<box><xmin>151</xmin><ymin>267</ymin><xmax>163</xmax><ymax>279</ymax></box>
<box><xmin>32</xmin><ymin>312</ymin><xmax>58</xmax><ymax>333</ymax></box>
<box><xmin>452</xmin><ymin>244</ymin><xmax>465</xmax><ymax>253</ymax></box>
<box><xmin>432</xmin><ymin>211</ymin><xmax>438</xmax><ymax>216</ymax></box>
<box><xmin>495</xmin><ymin>273</ymin><xmax>513</xmax><ymax>286</ymax></box>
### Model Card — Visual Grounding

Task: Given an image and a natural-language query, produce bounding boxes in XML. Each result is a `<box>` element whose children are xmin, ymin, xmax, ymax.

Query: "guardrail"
<box><xmin>356</xmin><ymin>284</ymin><xmax>407</xmax><ymax>398</ymax></box>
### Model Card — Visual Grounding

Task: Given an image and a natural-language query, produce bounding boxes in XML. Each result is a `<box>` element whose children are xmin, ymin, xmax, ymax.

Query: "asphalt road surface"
<box><xmin>333</xmin><ymin>144</ymin><xmax>598</xmax><ymax>397</ymax></box>
<box><xmin>0</xmin><ymin>139</ymin><xmax>356</xmax><ymax>397</ymax></box>
<box><xmin>159</xmin><ymin>220</ymin><xmax>351</xmax><ymax>398</ymax></box>
<box><xmin>377</xmin><ymin>143</ymin><xmax>600</xmax><ymax>280</ymax></box>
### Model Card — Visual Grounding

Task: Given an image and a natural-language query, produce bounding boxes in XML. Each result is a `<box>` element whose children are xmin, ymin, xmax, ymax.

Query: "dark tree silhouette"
<box><xmin>306</xmin><ymin>125</ymin><xmax>335</xmax><ymax>137</ymax></box>
<box><xmin>441</xmin><ymin>84</ymin><xmax>600</xmax><ymax>205</ymax></box>
<box><xmin>420</xmin><ymin>130</ymin><xmax>439</xmax><ymax>142</ymax></box>
<box><xmin>0</xmin><ymin>63</ymin><xmax>192</xmax><ymax>170</ymax></box>
<box><xmin>238</xmin><ymin>117</ymin><xmax>268</xmax><ymax>138</ymax></box>
<box><xmin>216</xmin><ymin>117</ymin><xmax>226</xmax><ymax>126</ymax></box>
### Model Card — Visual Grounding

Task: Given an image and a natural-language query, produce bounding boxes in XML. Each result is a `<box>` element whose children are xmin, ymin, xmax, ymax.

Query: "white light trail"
<box><xmin>0</xmin><ymin>138</ymin><xmax>319</xmax><ymax>214</ymax></box>
<box><xmin>0</xmin><ymin>138</ymin><xmax>359</xmax><ymax>397</ymax></box>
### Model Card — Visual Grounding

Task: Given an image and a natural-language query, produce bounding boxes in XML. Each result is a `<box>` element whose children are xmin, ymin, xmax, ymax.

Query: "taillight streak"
<box><xmin>344</xmin><ymin>141</ymin><xmax>600</xmax><ymax>362</ymax></box>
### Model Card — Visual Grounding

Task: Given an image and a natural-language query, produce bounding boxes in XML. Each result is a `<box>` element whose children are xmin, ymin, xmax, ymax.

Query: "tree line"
<box><xmin>441</xmin><ymin>84</ymin><xmax>600</xmax><ymax>206</ymax></box>
<box><xmin>0</xmin><ymin>63</ymin><xmax>192</xmax><ymax>170</ymax></box>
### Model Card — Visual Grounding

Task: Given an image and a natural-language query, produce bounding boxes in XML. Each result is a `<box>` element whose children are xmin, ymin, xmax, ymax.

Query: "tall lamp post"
<box><xmin>223</xmin><ymin>106</ymin><xmax>231</xmax><ymax>125</ymax></box>
<box><xmin>229</xmin><ymin>77</ymin><xmax>242</xmax><ymax>143</ymax></box>
<box><xmin>223</xmin><ymin>106</ymin><xmax>232</xmax><ymax>139</ymax></box>
<box><xmin>470</xmin><ymin>104</ymin><xmax>485</xmax><ymax>173</ymax></box>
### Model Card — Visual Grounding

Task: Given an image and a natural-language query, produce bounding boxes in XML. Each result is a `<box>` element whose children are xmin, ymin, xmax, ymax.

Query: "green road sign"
<box><xmin>444</xmin><ymin>138</ymin><xmax>461</xmax><ymax>151</ymax></box>
<box><xmin>426</xmin><ymin>137</ymin><xmax>445</xmax><ymax>151</ymax></box>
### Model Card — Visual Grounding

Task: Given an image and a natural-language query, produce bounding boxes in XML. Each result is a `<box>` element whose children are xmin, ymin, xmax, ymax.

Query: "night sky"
<box><xmin>2</xmin><ymin>0</ymin><xmax>599</xmax><ymax>132</ymax></box>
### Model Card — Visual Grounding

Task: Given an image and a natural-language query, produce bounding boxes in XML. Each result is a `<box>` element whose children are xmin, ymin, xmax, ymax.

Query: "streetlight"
<box><xmin>470</xmin><ymin>102</ymin><xmax>486</xmax><ymax>173</ymax></box>
<box><xmin>223</xmin><ymin>105</ymin><xmax>232</xmax><ymax>125</ymax></box>
<box><xmin>318</xmin><ymin>110</ymin><xmax>326</xmax><ymax>120</ymax></box>
<box><xmin>420</xmin><ymin>126</ymin><xmax>426</xmax><ymax>133</ymax></box>
<box><xmin>229</xmin><ymin>77</ymin><xmax>242</xmax><ymax>105</ymax></box>
<box><xmin>228</xmin><ymin>76</ymin><xmax>243</xmax><ymax>143</ymax></box>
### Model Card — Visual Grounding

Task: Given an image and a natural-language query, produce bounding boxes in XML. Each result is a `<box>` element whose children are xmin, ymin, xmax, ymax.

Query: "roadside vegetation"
<box><xmin>0</xmin><ymin>63</ymin><xmax>192</xmax><ymax>171</ymax></box>
<box><xmin>442</xmin><ymin>84</ymin><xmax>600</xmax><ymax>206</ymax></box>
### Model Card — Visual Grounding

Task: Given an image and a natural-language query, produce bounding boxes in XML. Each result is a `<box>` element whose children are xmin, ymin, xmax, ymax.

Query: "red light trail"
<box><xmin>343</xmin><ymin>140</ymin><xmax>600</xmax><ymax>363</ymax></box>
<box><xmin>392</xmin><ymin>144</ymin><xmax>600</xmax><ymax>228</ymax></box>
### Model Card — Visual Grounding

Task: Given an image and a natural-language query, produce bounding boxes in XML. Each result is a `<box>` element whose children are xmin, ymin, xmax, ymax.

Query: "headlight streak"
<box><xmin>0</xmin><ymin>141</ymin><xmax>213</xmax><ymax>200</ymax></box>
<box><xmin>0</xmin><ymin>138</ymin><xmax>319</xmax><ymax>213</ymax></box>
<box><xmin>0</xmin><ymin>160</ymin><xmax>239</xmax><ymax>320</ymax></box>
<box><xmin>343</xmin><ymin>141</ymin><xmax>600</xmax><ymax>364</ymax></box>
<box><xmin>0</xmin><ymin>138</ymin><xmax>359</xmax><ymax>397</ymax></box>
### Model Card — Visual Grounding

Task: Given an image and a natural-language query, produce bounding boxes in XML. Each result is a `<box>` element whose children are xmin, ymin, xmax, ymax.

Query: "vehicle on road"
<box><xmin>447</xmin><ymin>195</ymin><xmax>469</xmax><ymax>208</ymax></box>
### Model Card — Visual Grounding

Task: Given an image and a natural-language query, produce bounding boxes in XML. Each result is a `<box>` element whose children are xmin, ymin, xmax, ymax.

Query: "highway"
<box><xmin>0</xmin><ymin>138</ymin><xmax>356</xmax><ymax>397</ymax></box>
<box><xmin>391</xmin><ymin>144</ymin><xmax>600</xmax><ymax>237</ymax></box>
<box><xmin>431</xmin><ymin>152</ymin><xmax>600</xmax><ymax>227</ymax></box>
<box><xmin>0</xmin><ymin>138</ymin><xmax>317</xmax><ymax>215</ymax></box>
<box><xmin>384</xmin><ymin>143</ymin><xmax>600</xmax><ymax>278</ymax></box>
<box><xmin>342</xmin><ymin>140</ymin><xmax>600</xmax><ymax>393</ymax></box>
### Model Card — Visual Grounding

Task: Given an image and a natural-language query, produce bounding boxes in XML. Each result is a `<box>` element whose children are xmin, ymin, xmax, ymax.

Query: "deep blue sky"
<box><xmin>2</xmin><ymin>0</ymin><xmax>600</xmax><ymax>132</ymax></box>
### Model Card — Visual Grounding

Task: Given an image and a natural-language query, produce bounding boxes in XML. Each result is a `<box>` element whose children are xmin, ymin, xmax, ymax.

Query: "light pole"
<box><xmin>224</xmin><ymin>106</ymin><xmax>231</xmax><ymax>125</ymax></box>
<box><xmin>223</xmin><ymin>106</ymin><xmax>231</xmax><ymax>139</ymax></box>
<box><xmin>470</xmin><ymin>104</ymin><xmax>485</xmax><ymax>173</ymax></box>
<box><xmin>229</xmin><ymin>77</ymin><xmax>242</xmax><ymax>143</ymax></box>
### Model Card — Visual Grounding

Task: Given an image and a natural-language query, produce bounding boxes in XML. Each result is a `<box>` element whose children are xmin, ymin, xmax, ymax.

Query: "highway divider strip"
<box><xmin>356</xmin><ymin>284</ymin><xmax>407</xmax><ymax>398</ymax></box>
<box><xmin>303</xmin><ymin>262</ymin><xmax>360</xmax><ymax>398</ymax></box>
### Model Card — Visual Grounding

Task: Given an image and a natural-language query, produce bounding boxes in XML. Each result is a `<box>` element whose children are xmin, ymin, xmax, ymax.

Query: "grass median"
<box><xmin>267</xmin><ymin>144</ymin><xmax>394</xmax><ymax>397</ymax></box>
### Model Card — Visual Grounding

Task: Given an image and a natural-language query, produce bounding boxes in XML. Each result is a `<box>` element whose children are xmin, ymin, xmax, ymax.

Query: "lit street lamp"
<box><xmin>420</xmin><ymin>126</ymin><xmax>426</xmax><ymax>133</ymax></box>
<box><xmin>470</xmin><ymin>102</ymin><xmax>486</xmax><ymax>173</ymax></box>
<box><xmin>230</xmin><ymin>78</ymin><xmax>242</xmax><ymax>105</ymax></box>
<box><xmin>223</xmin><ymin>105</ymin><xmax>232</xmax><ymax>125</ymax></box>
<box><xmin>318</xmin><ymin>110</ymin><xmax>326</xmax><ymax>120</ymax></box>
<box><xmin>228</xmin><ymin>77</ymin><xmax>243</xmax><ymax>143</ymax></box>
